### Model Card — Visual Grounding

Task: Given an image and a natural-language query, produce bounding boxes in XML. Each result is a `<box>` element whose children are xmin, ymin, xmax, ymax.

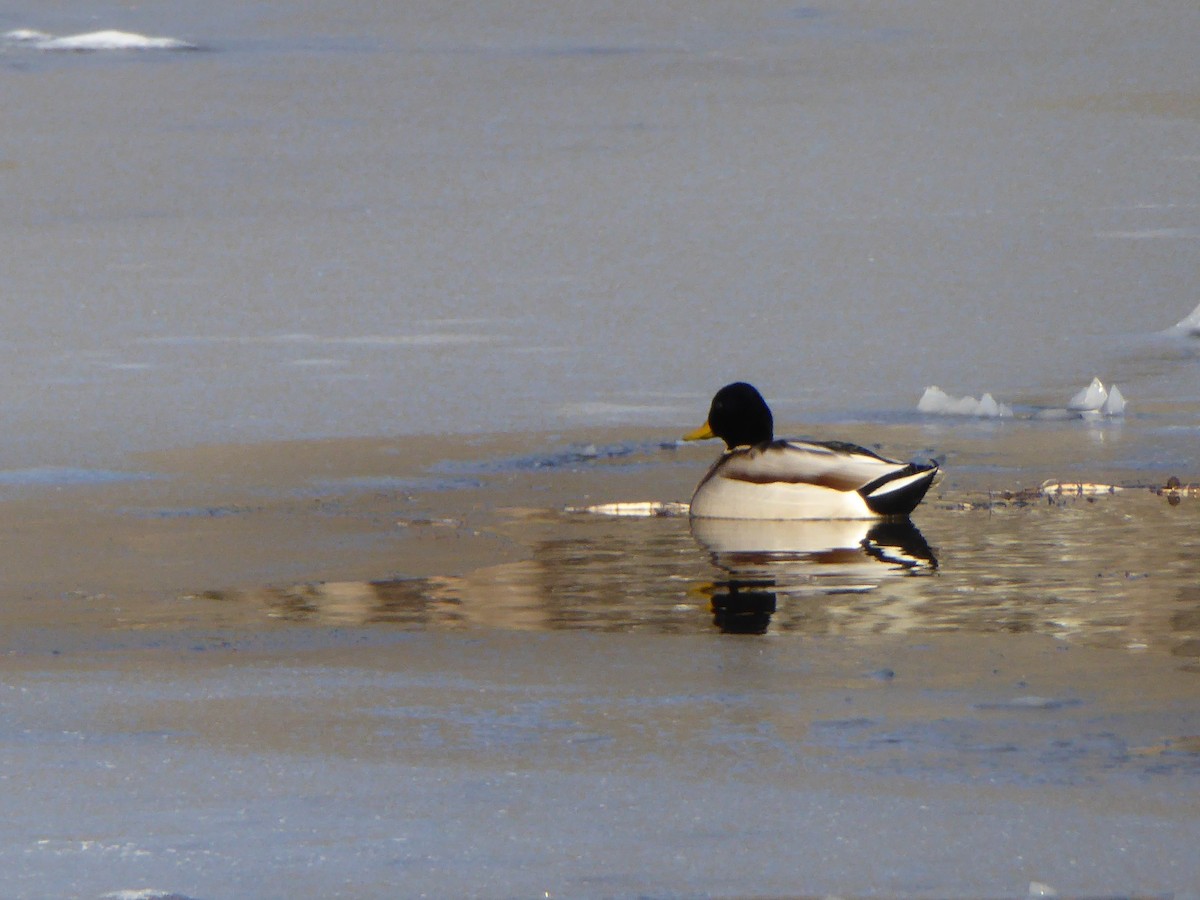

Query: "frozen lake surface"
<box><xmin>2</xmin><ymin>1</ymin><xmax>1199</xmax><ymax>470</ymax></box>
<box><xmin>5</xmin><ymin>627</ymin><xmax>1199</xmax><ymax>899</ymax></box>
<box><xmin>2</xmin><ymin>2</ymin><xmax>1200</xmax><ymax>898</ymax></box>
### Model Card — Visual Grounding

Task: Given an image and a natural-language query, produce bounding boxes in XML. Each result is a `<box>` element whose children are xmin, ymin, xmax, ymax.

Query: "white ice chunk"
<box><xmin>1067</xmin><ymin>377</ymin><xmax>1107</xmax><ymax>411</ymax></box>
<box><xmin>568</xmin><ymin>501</ymin><xmax>690</xmax><ymax>518</ymax></box>
<box><xmin>3</xmin><ymin>29</ymin><xmax>52</xmax><ymax>41</ymax></box>
<box><xmin>918</xmin><ymin>387</ymin><xmax>958</xmax><ymax>415</ymax></box>
<box><xmin>1173</xmin><ymin>301</ymin><xmax>1200</xmax><ymax>336</ymax></box>
<box><xmin>918</xmin><ymin>386</ymin><xmax>1012</xmax><ymax>418</ymax></box>
<box><xmin>924</xmin><ymin>380</ymin><xmax>1125</xmax><ymax>421</ymax></box>
<box><xmin>1101</xmin><ymin>384</ymin><xmax>1126</xmax><ymax>416</ymax></box>
<box><xmin>976</xmin><ymin>393</ymin><xmax>1006</xmax><ymax>417</ymax></box>
<box><xmin>34</xmin><ymin>30</ymin><xmax>197</xmax><ymax>51</ymax></box>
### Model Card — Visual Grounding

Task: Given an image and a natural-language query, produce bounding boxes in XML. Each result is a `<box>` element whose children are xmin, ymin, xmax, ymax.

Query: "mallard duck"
<box><xmin>684</xmin><ymin>382</ymin><xmax>940</xmax><ymax>520</ymax></box>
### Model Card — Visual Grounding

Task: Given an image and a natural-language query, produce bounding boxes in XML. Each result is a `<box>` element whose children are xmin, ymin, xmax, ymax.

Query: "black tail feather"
<box><xmin>859</xmin><ymin>463</ymin><xmax>939</xmax><ymax>517</ymax></box>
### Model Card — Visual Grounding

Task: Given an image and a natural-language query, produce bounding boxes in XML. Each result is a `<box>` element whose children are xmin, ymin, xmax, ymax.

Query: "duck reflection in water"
<box><xmin>692</xmin><ymin>518</ymin><xmax>938</xmax><ymax>635</ymax></box>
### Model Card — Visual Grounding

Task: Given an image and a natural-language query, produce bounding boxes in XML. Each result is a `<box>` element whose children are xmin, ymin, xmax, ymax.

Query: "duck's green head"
<box><xmin>684</xmin><ymin>382</ymin><xmax>774</xmax><ymax>449</ymax></box>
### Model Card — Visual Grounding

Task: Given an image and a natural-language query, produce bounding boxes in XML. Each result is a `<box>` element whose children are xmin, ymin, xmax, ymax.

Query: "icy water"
<box><xmin>2</xmin><ymin>2</ymin><xmax>1200</xmax><ymax>898</ymax></box>
<box><xmin>3</xmin><ymin>1</ymin><xmax>1200</xmax><ymax>470</ymax></box>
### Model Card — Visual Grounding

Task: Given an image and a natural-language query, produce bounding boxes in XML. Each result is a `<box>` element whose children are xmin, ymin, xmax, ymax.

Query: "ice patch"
<box><xmin>974</xmin><ymin>696</ymin><xmax>1084</xmax><ymax>711</ymax></box>
<box><xmin>3</xmin><ymin>29</ymin><xmax>51</xmax><ymax>42</ymax></box>
<box><xmin>559</xmin><ymin>401</ymin><xmax>681</xmax><ymax>419</ymax></box>
<box><xmin>917</xmin><ymin>386</ymin><xmax>1012</xmax><ymax>418</ymax></box>
<box><xmin>0</xmin><ymin>466</ymin><xmax>161</xmax><ymax>487</ymax></box>
<box><xmin>4</xmin><ymin>28</ymin><xmax>199</xmax><ymax>51</ymax></box>
<box><xmin>336</xmin><ymin>334</ymin><xmax>500</xmax><ymax>347</ymax></box>
<box><xmin>287</xmin><ymin>358</ymin><xmax>348</xmax><ymax>368</ymax></box>
<box><xmin>124</xmin><ymin>505</ymin><xmax>254</xmax><ymax>520</ymax></box>
<box><xmin>1095</xmin><ymin>227</ymin><xmax>1198</xmax><ymax>240</ymax></box>
<box><xmin>313</xmin><ymin>475</ymin><xmax>482</xmax><ymax>493</ymax></box>
<box><xmin>139</xmin><ymin>333</ymin><xmax>500</xmax><ymax>348</ymax></box>
<box><xmin>434</xmin><ymin>440</ymin><xmax>672</xmax><ymax>476</ymax></box>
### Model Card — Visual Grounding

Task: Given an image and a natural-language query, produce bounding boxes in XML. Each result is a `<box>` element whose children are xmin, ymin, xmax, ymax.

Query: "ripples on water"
<box><xmin>218</xmin><ymin>485</ymin><xmax>1200</xmax><ymax>660</ymax></box>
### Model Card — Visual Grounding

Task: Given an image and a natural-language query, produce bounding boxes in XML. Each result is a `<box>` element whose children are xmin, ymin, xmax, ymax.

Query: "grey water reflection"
<box><xmin>692</xmin><ymin>518</ymin><xmax>937</xmax><ymax>635</ymax></box>
<box><xmin>213</xmin><ymin>492</ymin><xmax>1200</xmax><ymax>659</ymax></box>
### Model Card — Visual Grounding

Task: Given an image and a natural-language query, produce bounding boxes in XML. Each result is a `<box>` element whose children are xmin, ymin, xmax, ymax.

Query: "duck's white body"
<box><xmin>689</xmin><ymin>439</ymin><xmax>939</xmax><ymax>520</ymax></box>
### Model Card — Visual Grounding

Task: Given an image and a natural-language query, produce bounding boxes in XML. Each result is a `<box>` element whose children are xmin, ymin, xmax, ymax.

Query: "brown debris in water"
<box><xmin>940</xmin><ymin>475</ymin><xmax>1199</xmax><ymax>511</ymax></box>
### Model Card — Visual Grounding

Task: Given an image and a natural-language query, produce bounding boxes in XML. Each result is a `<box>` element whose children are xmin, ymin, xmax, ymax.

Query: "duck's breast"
<box><xmin>689</xmin><ymin>472</ymin><xmax>877</xmax><ymax>520</ymax></box>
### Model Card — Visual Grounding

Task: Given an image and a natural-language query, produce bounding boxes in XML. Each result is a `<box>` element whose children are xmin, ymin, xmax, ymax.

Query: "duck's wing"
<box><xmin>708</xmin><ymin>440</ymin><xmax>939</xmax><ymax>516</ymax></box>
<box><xmin>712</xmin><ymin>440</ymin><xmax>908</xmax><ymax>491</ymax></box>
